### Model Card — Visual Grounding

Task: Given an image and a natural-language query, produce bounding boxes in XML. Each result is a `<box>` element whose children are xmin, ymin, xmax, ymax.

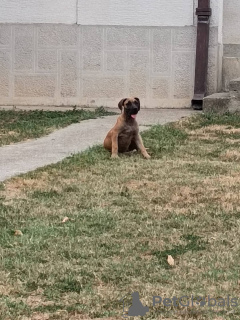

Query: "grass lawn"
<box><xmin>1</xmin><ymin>112</ymin><xmax>240</xmax><ymax>319</ymax></box>
<box><xmin>0</xmin><ymin>108</ymin><xmax>115</xmax><ymax>146</ymax></box>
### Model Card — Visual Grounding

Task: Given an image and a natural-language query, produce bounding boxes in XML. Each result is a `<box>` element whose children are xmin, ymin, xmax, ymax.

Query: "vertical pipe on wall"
<box><xmin>192</xmin><ymin>0</ymin><xmax>212</xmax><ymax>109</ymax></box>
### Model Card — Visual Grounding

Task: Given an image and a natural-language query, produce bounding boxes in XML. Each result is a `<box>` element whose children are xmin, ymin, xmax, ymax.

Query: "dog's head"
<box><xmin>118</xmin><ymin>97</ymin><xmax>140</xmax><ymax>119</ymax></box>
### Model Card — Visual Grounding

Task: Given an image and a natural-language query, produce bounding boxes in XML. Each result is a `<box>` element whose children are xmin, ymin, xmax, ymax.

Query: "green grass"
<box><xmin>1</xmin><ymin>112</ymin><xmax>240</xmax><ymax>319</ymax></box>
<box><xmin>0</xmin><ymin>107</ymin><xmax>115</xmax><ymax>146</ymax></box>
<box><xmin>183</xmin><ymin>111</ymin><xmax>240</xmax><ymax>130</ymax></box>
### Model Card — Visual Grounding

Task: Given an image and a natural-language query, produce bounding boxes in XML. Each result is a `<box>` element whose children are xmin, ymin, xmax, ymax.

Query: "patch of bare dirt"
<box><xmin>2</xmin><ymin>173</ymin><xmax>50</xmax><ymax>199</ymax></box>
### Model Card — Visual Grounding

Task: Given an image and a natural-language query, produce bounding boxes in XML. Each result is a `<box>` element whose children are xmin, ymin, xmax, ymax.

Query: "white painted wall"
<box><xmin>0</xmin><ymin>0</ymin><xmax>194</xmax><ymax>26</ymax></box>
<box><xmin>0</xmin><ymin>0</ymin><xmax>227</xmax><ymax>30</ymax></box>
<box><xmin>78</xmin><ymin>0</ymin><xmax>194</xmax><ymax>26</ymax></box>
<box><xmin>210</xmin><ymin>0</ymin><xmax>222</xmax><ymax>27</ymax></box>
<box><xmin>216</xmin><ymin>0</ymin><xmax>223</xmax><ymax>43</ymax></box>
<box><xmin>223</xmin><ymin>0</ymin><xmax>240</xmax><ymax>44</ymax></box>
<box><xmin>0</xmin><ymin>0</ymin><xmax>224</xmax><ymax>28</ymax></box>
<box><xmin>0</xmin><ymin>0</ymin><xmax>76</xmax><ymax>24</ymax></box>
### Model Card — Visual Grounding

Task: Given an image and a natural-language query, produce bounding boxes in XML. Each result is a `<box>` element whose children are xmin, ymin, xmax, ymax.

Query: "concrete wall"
<box><xmin>222</xmin><ymin>0</ymin><xmax>240</xmax><ymax>91</ymax></box>
<box><xmin>0</xmin><ymin>24</ymin><xmax>220</xmax><ymax>108</ymax></box>
<box><xmin>0</xmin><ymin>0</ymin><xmax>221</xmax><ymax>108</ymax></box>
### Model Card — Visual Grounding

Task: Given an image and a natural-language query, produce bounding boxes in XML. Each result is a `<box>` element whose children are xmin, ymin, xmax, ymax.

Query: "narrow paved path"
<box><xmin>0</xmin><ymin>109</ymin><xmax>196</xmax><ymax>181</ymax></box>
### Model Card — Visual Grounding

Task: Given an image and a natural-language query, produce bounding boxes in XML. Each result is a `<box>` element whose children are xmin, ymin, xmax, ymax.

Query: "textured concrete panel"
<box><xmin>82</xmin><ymin>27</ymin><xmax>103</xmax><ymax>72</ymax></box>
<box><xmin>38</xmin><ymin>25</ymin><xmax>78</xmax><ymax>48</ymax></box>
<box><xmin>15</xmin><ymin>75</ymin><xmax>56</xmax><ymax>97</ymax></box>
<box><xmin>106</xmin><ymin>51</ymin><xmax>126</xmax><ymax>72</ymax></box>
<box><xmin>60</xmin><ymin>51</ymin><xmax>78</xmax><ymax>97</ymax></box>
<box><xmin>152</xmin><ymin>78</ymin><xmax>170</xmax><ymax>99</ymax></box>
<box><xmin>207</xmin><ymin>48</ymin><xmax>218</xmax><ymax>95</ymax></box>
<box><xmin>106</xmin><ymin>27</ymin><xmax>126</xmax><ymax>49</ymax></box>
<box><xmin>126</xmin><ymin>28</ymin><xmax>150</xmax><ymax>49</ymax></box>
<box><xmin>106</xmin><ymin>27</ymin><xmax>149</xmax><ymax>49</ymax></box>
<box><xmin>224</xmin><ymin>44</ymin><xmax>240</xmax><ymax>57</ymax></box>
<box><xmin>223</xmin><ymin>57</ymin><xmax>240</xmax><ymax>91</ymax></box>
<box><xmin>78</xmin><ymin>0</ymin><xmax>193</xmax><ymax>26</ymax></box>
<box><xmin>223</xmin><ymin>0</ymin><xmax>240</xmax><ymax>44</ymax></box>
<box><xmin>14</xmin><ymin>25</ymin><xmax>34</xmax><ymax>71</ymax></box>
<box><xmin>0</xmin><ymin>25</ymin><xmax>11</xmax><ymax>47</ymax></box>
<box><xmin>173</xmin><ymin>52</ymin><xmax>193</xmax><ymax>99</ymax></box>
<box><xmin>129</xmin><ymin>73</ymin><xmax>147</xmax><ymax>98</ymax></box>
<box><xmin>83</xmin><ymin>77</ymin><xmax>125</xmax><ymax>98</ymax></box>
<box><xmin>37</xmin><ymin>50</ymin><xmax>57</xmax><ymax>72</ymax></box>
<box><xmin>129</xmin><ymin>51</ymin><xmax>149</xmax><ymax>98</ymax></box>
<box><xmin>129</xmin><ymin>51</ymin><xmax>149</xmax><ymax>72</ymax></box>
<box><xmin>209</xmin><ymin>27</ymin><xmax>218</xmax><ymax>48</ymax></box>
<box><xmin>152</xmin><ymin>29</ymin><xmax>171</xmax><ymax>74</ymax></box>
<box><xmin>0</xmin><ymin>0</ymin><xmax>76</xmax><ymax>24</ymax></box>
<box><xmin>210</xmin><ymin>0</ymin><xmax>222</xmax><ymax>27</ymax></box>
<box><xmin>173</xmin><ymin>27</ymin><xmax>196</xmax><ymax>51</ymax></box>
<box><xmin>0</xmin><ymin>50</ymin><xmax>10</xmax><ymax>97</ymax></box>
<box><xmin>0</xmin><ymin>23</ymin><xmax>220</xmax><ymax>108</ymax></box>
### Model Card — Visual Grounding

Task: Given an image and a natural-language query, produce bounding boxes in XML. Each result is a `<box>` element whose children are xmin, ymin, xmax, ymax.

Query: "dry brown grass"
<box><xmin>2</xmin><ymin>114</ymin><xmax>240</xmax><ymax>319</ymax></box>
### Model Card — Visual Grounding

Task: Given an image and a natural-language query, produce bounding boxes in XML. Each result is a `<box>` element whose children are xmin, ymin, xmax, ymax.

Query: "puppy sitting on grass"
<box><xmin>104</xmin><ymin>97</ymin><xmax>151</xmax><ymax>159</ymax></box>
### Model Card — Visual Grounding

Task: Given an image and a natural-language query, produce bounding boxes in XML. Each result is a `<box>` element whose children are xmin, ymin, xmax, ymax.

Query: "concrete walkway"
<box><xmin>0</xmin><ymin>109</ymin><xmax>196</xmax><ymax>182</ymax></box>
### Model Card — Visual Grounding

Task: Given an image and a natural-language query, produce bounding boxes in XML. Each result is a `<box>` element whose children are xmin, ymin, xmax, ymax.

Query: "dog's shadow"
<box><xmin>118</xmin><ymin>150</ymin><xmax>152</xmax><ymax>159</ymax></box>
<box><xmin>122</xmin><ymin>150</ymin><xmax>138</xmax><ymax>157</ymax></box>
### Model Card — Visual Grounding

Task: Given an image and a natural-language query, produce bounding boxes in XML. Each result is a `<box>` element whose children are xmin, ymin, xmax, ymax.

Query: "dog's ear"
<box><xmin>118</xmin><ymin>98</ymin><xmax>127</xmax><ymax>111</ymax></box>
<box><xmin>135</xmin><ymin>97</ymin><xmax>140</xmax><ymax>111</ymax></box>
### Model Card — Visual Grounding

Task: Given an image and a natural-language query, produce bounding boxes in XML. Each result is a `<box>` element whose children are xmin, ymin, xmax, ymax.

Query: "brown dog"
<box><xmin>104</xmin><ymin>97</ymin><xmax>151</xmax><ymax>159</ymax></box>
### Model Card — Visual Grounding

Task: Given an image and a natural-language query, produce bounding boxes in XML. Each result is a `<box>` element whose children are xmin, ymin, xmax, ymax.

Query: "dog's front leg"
<box><xmin>111</xmin><ymin>132</ymin><xmax>119</xmax><ymax>158</ymax></box>
<box><xmin>135</xmin><ymin>134</ymin><xmax>151</xmax><ymax>159</ymax></box>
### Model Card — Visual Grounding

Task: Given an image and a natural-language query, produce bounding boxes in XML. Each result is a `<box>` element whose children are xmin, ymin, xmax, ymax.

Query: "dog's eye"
<box><xmin>126</xmin><ymin>101</ymin><xmax>132</xmax><ymax>107</ymax></box>
<box><xmin>134</xmin><ymin>98</ymin><xmax>140</xmax><ymax>105</ymax></box>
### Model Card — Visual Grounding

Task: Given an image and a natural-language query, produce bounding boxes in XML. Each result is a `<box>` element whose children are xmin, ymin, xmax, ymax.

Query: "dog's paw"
<box><xmin>111</xmin><ymin>154</ymin><xmax>119</xmax><ymax>159</ymax></box>
<box><xmin>144</xmin><ymin>153</ymin><xmax>151</xmax><ymax>159</ymax></box>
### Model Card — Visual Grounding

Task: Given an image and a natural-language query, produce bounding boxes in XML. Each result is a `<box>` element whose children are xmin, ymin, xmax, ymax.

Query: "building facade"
<box><xmin>0</xmin><ymin>0</ymin><xmax>238</xmax><ymax>108</ymax></box>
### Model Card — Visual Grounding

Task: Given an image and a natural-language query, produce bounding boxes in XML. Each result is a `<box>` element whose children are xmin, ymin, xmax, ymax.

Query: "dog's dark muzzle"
<box><xmin>131</xmin><ymin>106</ymin><xmax>139</xmax><ymax>115</ymax></box>
<box><xmin>126</xmin><ymin>106</ymin><xmax>138</xmax><ymax>117</ymax></box>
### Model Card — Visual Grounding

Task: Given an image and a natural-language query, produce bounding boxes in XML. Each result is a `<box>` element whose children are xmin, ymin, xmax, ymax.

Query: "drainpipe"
<box><xmin>192</xmin><ymin>0</ymin><xmax>212</xmax><ymax>110</ymax></box>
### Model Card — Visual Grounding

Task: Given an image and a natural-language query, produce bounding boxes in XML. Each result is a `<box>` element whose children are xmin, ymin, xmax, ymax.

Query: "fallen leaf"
<box><xmin>167</xmin><ymin>255</ymin><xmax>174</xmax><ymax>266</ymax></box>
<box><xmin>14</xmin><ymin>230</ymin><xmax>23</xmax><ymax>236</ymax></box>
<box><xmin>62</xmin><ymin>217</ymin><xmax>69</xmax><ymax>223</ymax></box>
